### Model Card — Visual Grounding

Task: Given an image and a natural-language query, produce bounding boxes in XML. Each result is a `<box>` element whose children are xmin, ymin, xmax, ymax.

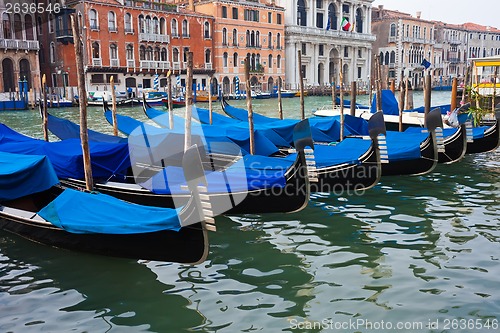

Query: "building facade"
<box><xmin>276</xmin><ymin>0</ymin><xmax>375</xmax><ymax>90</ymax></box>
<box><xmin>168</xmin><ymin>0</ymin><xmax>286</xmax><ymax>95</ymax></box>
<box><xmin>50</xmin><ymin>0</ymin><xmax>214</xmax><ymax>96</ymax></box>
<box><xmin>371</xmin><ymin>6</ymin><xmax>436</xmax><ymax>89</ymax></box>
<box><xmin>433</xmin><ymin>22</ymin><xmax>468</xmax><ymax>85</ymax></box>
<box><xmin>464</xmin><ymin>22</ymin><xmax>500</xmax><ymax>59</ymax></box>
<box><xmin>0</xmin><ymin>0</ymin><xmax>41</xmax><ymax>94</ymax></box>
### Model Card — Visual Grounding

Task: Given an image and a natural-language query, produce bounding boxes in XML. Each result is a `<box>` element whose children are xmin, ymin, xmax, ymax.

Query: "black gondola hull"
<box><xmin>466</xmin><ymin>120</ymin><xmax>500</xmax><ymax>154</ymax></box>
<box><xmin>439</xmin><ymin>124</ymin><xmax>467</xmax><ymax>164</ymax></box>
<box><xmin>382</xmin><ymin>134</ymin><xmax>438</xmax><ymax>176</ymax></box>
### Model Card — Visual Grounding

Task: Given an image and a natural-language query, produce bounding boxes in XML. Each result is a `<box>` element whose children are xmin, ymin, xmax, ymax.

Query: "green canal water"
<box><xmin>1</xmin><ymin>92</ymin><xmax>499</xmax><ymax>332</ymax></box>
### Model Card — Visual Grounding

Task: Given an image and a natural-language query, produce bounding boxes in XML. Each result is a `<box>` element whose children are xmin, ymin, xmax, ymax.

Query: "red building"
<box><xmin>52</xmin><ymin>0</ymin><xmax>214</xmax><ymax>96</ymax></box>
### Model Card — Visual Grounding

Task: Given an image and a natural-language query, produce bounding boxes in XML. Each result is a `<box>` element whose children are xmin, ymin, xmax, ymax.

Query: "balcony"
<box><xmin>0</xmin><ymin>38</ymin><xmax>39</xmax><ymax>51</ymax></box>
<box><xmin>139</xmin><ymin>33</ymin><xmax>170</xmax><ymax>43</ymax></box>
<box><xmin>173</xmin><ymin>62</ymin><xmax>180</xmax><ymax>70</ymax></box>
<box><xmin>140</xmin><ymin>60</ymin><xmax>170</xmax><ymax>70</ymax></box>
<box><xmin>127</xmin><ymin>59</ymin><xmax>135</xmax><ymax>68</ymax></box>
<box><xmin>110</xmin><ymin>59</ymin><xmax>119</xmax><ymax>67</ymax></box>
<box><xmin>285</xmin><ymin>25</ymin><xmax>376</xmax><ymax>42</ymax></box>
<box><xmin>388</xmin><ymin>36</ymin><xmax>397</xmax><ymax>43</ymax></box>
<box><xmin>92</xmin><ymin>58</ymin><xmax>102</xmax><ymax>66</ymax></box>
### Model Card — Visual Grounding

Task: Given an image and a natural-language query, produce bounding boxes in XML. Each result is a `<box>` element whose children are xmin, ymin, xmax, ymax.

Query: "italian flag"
<box><xmin>341</xmin><ymin>17</ymin><xmax>351</xmax><ymax>31</ymax></box>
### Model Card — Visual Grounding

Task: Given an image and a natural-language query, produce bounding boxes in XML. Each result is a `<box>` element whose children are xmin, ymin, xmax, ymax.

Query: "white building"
<box><xmin>276</xmin><ymin>0</ymin><xmax>375</xmax><ymax>90</ymax></box>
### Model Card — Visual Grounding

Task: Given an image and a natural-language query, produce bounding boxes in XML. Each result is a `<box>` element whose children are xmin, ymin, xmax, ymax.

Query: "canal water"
<box><xmin>1</xmin><ymin>92</ymin><xmax>499</xmax><ymax>332</ymax></box>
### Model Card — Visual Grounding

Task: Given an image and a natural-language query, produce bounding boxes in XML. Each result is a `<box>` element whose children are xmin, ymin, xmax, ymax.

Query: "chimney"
<box><xmin>416</xmin><ymin>11</ymin><xmax>421</xmax><ymax>19</ymax></box>
<box><xmin>189</xmin><ymin>0</ymin><xmax>194</xmax><ymax>11</ymax></box>
<box><xmin>378</xmin><ymin>5</ymin><xmax>384</xmax><ymax>10</ymax></box>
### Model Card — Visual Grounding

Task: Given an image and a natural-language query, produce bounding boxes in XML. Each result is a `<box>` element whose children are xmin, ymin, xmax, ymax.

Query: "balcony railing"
<box><xmin>139</xmin><ymin>32</ymin><xmax>169</xmax><ymax>43</ymax></box>
<box><xmin>286</xmin><ymin>25</ymin><xmax>376</xmax><ymax>42</ymax></box>
<box><xmin>173</xmin><ymin>62</ymin><xmax>180</xmax><ymax>70</ymax></box>
<box><xmin>205</xmin><ymin>63</ymin><xmax>212</xmax><ymax>70</ymax></box>
<box><xmin>140</xmin><ymin>60</ymin><xmax>170</xmax><ymax>70</ymax></box>
<box><xmin>0</xmin><ymin>38</ymin><xmax>39</xmax><ymax>51</ymax></box>
<box><xmin>110</xmin><ymin>59</ymin><xmax>119</xmax><ymax>67</ymax></box>
<box><xmin>56</xmin><ymin>29</ymin><xmax>72</xmax><ymax>38</ymax></box>
<box><xmin>127</xmin><ymin>59</ymin><xmax>135</xmax><ymax>68</ymax></box>
<box><xmin>92</xmin><ymin>58</ymin><xmax>102</xmax><ymax>66</ymax></box>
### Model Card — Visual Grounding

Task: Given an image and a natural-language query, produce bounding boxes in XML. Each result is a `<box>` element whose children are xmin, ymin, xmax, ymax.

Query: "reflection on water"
<box><xmin>0</xmin><ymin>92</ymin><xmax>499</xmax><ymax>332</ymax></box>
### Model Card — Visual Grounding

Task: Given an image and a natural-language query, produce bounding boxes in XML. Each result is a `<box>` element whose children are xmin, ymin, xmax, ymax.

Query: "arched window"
<box><xmin>250</xmin><ymin>30</ymin><xmax>255</xmax><ymax>47</ymax></box>
<box><xmin>232</xmin><ymin>28</ymin><xmax>238</xmax><ymax>46</ymax></box>
<box><xmin>379</xmin><ymin>52</ymin><xmax>384</xmax><ymax>64</ymax></box>
<box><xmin>268</xmin><ymin>32</ymin><xmax>272</xmax><ymax>48</ymax></box>
<box><xmin>89</xmin><ymin>9</ymin><xmax>98</xmax><ymax>29</ymax></box>
<box><xmin>160</xmin><ymin>18</ymin><xmax>166</xmax><ymax>35</ymax></box>
<box><xmin>108</xmin><ymin>11</ymin><xmax>116</xmax><ymax>31</ymax></box>
<box><xmin>277</xmin><ymin>33</ymin><xmax>281</xmax><ymax>49</ymax></box>
<box><xmin>153</xmin><ymin>17</ymin><xmax>159</xmax><ymax>34</ymax></box>
<box><xmin>146</xmin><ymin>46</ymin><xmax>153</xmax><ymax>60</ymax></box>
<box><xmin>328</xmin><ymin>4</ymin><xmax>337</xmax><ymax>30</ymax></box>
<box><xmin>50</xmin><ymin>42</ymin><xmax>56</xmax><ymax>62</ymax></box>
<box><xmin>355</xmin><ymin>8</ymin><xmax>363</xmax><ymax>33</ymax></box>
<box><xmin>92</xmin><ymin>41</ymin><xmax>100</xmax><ymax>59</ymax></box>
<box><xmin>14</xmin><ymin>13</ymin><xmax>22</xmax><ymax>39</ymax></box>
<box><xmin>390</xmin><ymin>51</ymin><xmax>395</xmax><ymax>63</ymax></box>
<box><xmin>183</xmin><ymin>47</ymin><xmax>189</xmax><ymax>62</ymax></box>
<box><xmin>161</xmin><ymin>48</ymin><xmax>167</xmax><ymax>61</ymax></box>
<box><xmin>297</xmin><ymin>0</ymin><xmax>307</xmax><ymax>26</ymax></box>
<box><xmin>268</xmin><ymin>54</ymin><xmax>272</xmax><ymax>69</ymax></box>
<box><xmin>390</xmin><ymin>23</ymin><xmax>396</xmax><ymax>37</ymax></box>
<box><xmin>154</xmin><ymin>47</ymin><xmax>160</xmax><ymax>61</ymax></box>
<box><xmin>204</xmin><ymin>21</ymin><xmax>210</xmax><ymax>39</ymax></box>
<box><xmin>246</xmin><ymin>30</ymin><xmax>250</xmax><ymax>46</ymax></box>
<box><xmin>384</xmin><ymin>51</ymin><xmax>389</xmax><ymax>65</ymax></box>
<box><xmin>25</xmin><ymin>15</ymin><xmax>33</xmax><ymax>40</ymax></box>
<box><xmin>223</xmin><ymin>52</ymin><xmax>228</xmax><ymax>67</ymax></box>
<box><xmin>138</xmin><ymin>15</ymin><xmax>144</xmax><ymax>33</ymax></box>
<box><xmin>277</xmin><ymin>54</ymin><xmax>281</xmax><ymax>68</ymax></box>
<box><xmin>173</xmin><ymin>48</ymin><xmax>179</xmax><ymax>62</ymax></box>
<box><xmin>19</xmin><ymin>59</ymin><xmax>31</xmax><ymax>89</ymax></box>
<box><xmin>126</xmin><ymin>44</ymin><xmax>134</xmax><ymax>59</ymax></box>
<box><xmin>222</xmin><ymin>28</ymin><xmax>227</xmax><ymax>45</ymax></box>
<box><xmin>48</xmin><ymin>13</ymin><xmax>54</xmax><ymax>33</ymax></box>
<box><xmin>233</xmin><ymin>52</ymin><xmax>238</xmax><ymax>67</ymax></box>
<box><xmin>139</xmin><ymin>45</ymin><xmax>146</xmax><ymax>60</ymax></box>
<box><xmin>124</xmin><ymin>13</ymin><xmax>132</xmax><ymax>33</ymax></box>
<box><xmin>205</xmin><ymin>49</ymin><xmax>211</xmax><ymax>63</ymax></box>
<box><xmin>145</xmin><ymin>15</ymin><xmax>151</xmax><ymax>34</ymax></box>
<box><xmin>182</xmin><ymin>19</ymin><xmax>188</xmax><ymax>37</ymax></box>
<box><xmin>110</xmin><ymin>44</ymin><xmax>118</xmax><ymax>59</ymax></box>
<box><xmin>256</xmin><ymin>31</ymin><xmax>260</xmax><ymax>47</ymax></box>
<box><xmin>2</xmin><ymin>13</ymin><xmax>11</xmax><ymax>39</ymax></box>
<box><xmin>2</xmin><ymin>58</ymin><xmax>15</xmax><ymax>92</ymax></box>
<box><xmin>171</xmin><ymin>19</ymin><xmax>178</xmax><ymax>36</ymax></box>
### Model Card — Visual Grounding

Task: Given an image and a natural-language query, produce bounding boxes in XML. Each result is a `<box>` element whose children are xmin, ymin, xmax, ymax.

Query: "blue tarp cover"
<box><xmin>385</xmin><ymin>131</ymin><xmax>426</xmax><ymax>161</ymax></box>
<box><xmin>371</xmin><ymin>90</ymin><xmax>400</xmax><ymax>115</ymax></box>
<box><xmin>0</xmin><ymin>124</ymin><xmax>131</xmax><ymax>180</ymax></box>
<box><xmin>105</xmin><ymin>109</ymin><xmax>279</xmax><ymax>157</ymax></box>
<box><xmin>281</xmin><ymin>139</ymin><xmax>372</xmax><ymax>168</ymax></box>
<box><xmin>0</xmin><ymin>152</ymin><xmax>59</xmax><ymax>200</ymax></box>
<box><xmin>141</xmin><ymin>154</ymin><xmax>288</xmax><ymax>194</ymax></box>
<box><xmin>47</xmin><ymin>113</ymin><xmax>127</xmax><ymax>143</ymax></box>
<box><xmin>220</xmin><ymin>102</ymin><xmax>424</xmax><ymax>162</ymax></box>
<box><xmin>203</xmin><ymin>104</ymin><xmax>365</xmax><ymax>143</ymax></box>
<box><xmin>38</xmin><ymin>188</ymin><xmax>181</xmax><ymax>234</ymax></box>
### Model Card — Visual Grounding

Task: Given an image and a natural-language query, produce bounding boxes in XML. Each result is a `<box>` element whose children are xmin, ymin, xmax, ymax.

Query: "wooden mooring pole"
<box><xmin>244</xmin><ymin>57</ymin><xmax>255</xmax><ymax>155</ymax></box>
<box><xmin>71</xmin><ymin>14</ymin><xmax>93</xmax><ymax>191</ymax></box>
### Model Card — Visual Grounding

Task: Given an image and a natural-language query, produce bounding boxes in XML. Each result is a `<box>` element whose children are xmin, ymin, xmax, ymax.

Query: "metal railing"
<box><xmin>0</xmin><ymin>38</ymin><xmax>39</xmax><ymax>50</ymax></box>
<box><xmin>139</xmin><ymin>33</ymin><xmax>170</xmax><ymax>43</ymax></box>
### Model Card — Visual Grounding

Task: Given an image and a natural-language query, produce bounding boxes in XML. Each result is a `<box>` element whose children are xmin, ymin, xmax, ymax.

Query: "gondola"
<box><xmin>221</xmin><ymin>97</ymin><xmax>461</xmax><ymax>167</ymax></box>
<box><xmin>36</xmin><ymin>106</ymin><xmax>312</xmax><ymax>215</ymax></box>
<box><xmin>465</xmin><ymin>117</ymin><xmax>500</xmax><ymax>154</ymax></box>
<box><xmin>141</xmin><ymin>97</ymin><xmax>386</xmax><ymax>192</ymax></box>
<box><xmin>0</xmin><ymin>146</ymin><xmax>213</xmax><ymax>264</ymax></box>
